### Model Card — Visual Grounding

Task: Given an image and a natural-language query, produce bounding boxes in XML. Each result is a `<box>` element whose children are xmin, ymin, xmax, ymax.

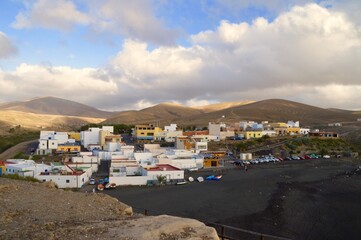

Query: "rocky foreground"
<box><xmin>0</xmin><ymin>178</ymin><xmax>219</xmax><ymax>240</ymax></box>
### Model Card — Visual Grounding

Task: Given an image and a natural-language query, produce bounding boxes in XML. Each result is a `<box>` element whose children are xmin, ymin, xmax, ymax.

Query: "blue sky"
<box><xmin>0</xmin><ymin>0</ymin><xmax>360</xmax><ymax>110</ymax></box>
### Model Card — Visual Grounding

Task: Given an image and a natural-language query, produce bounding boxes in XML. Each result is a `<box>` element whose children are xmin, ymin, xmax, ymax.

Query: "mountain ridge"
<box><xmin>0</xmin><ymin>97</ymin><xmax>359</xmax><ymax>129</ymax></box>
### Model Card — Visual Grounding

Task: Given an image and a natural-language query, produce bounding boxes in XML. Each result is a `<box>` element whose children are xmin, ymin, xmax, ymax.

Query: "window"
<box><xmin>66</xmin><ymin>180</ymin><xmax>70</xmax><ymax>183</ymax></box>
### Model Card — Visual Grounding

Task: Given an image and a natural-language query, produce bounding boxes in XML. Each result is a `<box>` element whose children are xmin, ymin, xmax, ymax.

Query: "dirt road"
<box><xmin>0</xmin><ymin>140</ymin><xmax>37</xmax><ymax>160</ymax></box>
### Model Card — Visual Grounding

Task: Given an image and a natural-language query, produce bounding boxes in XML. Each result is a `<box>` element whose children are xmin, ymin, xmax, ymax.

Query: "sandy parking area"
<box><xmin>106</xmin><ymin>158</ymin><xmax>361</xmax><ymax>240</ymax></box>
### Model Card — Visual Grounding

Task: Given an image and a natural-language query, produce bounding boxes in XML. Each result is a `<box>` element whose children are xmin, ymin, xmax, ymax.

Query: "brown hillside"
<box><xmin>0</xmin><ymin>96</ymin><xmax>115</xmax><ymax>118</ymax></box>
<box><xmin>103</xmin><ymin>102</ymin><xmax>204</xmax><ymax>125</ymax></box>
<box><xmin>178</xmin><ymin>99</ymin><xmax>358</xmax><ymax>127</ymax></box>
<box><xmin>0</xmin><ymin>110</ymin><xmax>105</xmax><ymax>130</ymax></box>
<box><xmin>193</xmin><ymin>101</ymin><xmax>254</xmax><ymax>113</ymax></box>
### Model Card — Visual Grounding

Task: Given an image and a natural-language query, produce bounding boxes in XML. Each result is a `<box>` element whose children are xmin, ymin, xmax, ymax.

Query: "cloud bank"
<box><xmin>3</xmin><ymin>3</ymin><xmax>361</xmax><ymax>110</ymax></box>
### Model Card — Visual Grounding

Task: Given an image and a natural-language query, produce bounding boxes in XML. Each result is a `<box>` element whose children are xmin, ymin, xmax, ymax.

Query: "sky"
<box><xmin>0</xmin><ymin>0</ymin><xmax>360</xmax><ymax>111</ymax></box>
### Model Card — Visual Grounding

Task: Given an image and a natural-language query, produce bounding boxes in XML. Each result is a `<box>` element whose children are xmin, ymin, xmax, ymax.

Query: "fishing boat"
<box><xmin>197</xmin><ymin>176</ymin><xmax>204</xmax><ymax>182</ymax></box>
<box><xmin>206</xmin><ymin>175</ymin><xmax>222</xmax><ymax>181</ymax></box>
<box><xmin>176</xmin><ymin>180</ymin><xmax>187</xmax><ymax>185</ymax></box>
<box><xmin>97</xmin><ymin>184</ymin><xmax>104</xmax><ymax>191</ymax></box>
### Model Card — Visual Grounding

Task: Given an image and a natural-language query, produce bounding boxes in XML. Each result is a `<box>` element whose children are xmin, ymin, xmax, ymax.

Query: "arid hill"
<box><xmin>175</xmin><ymin>99</ymin><xmax>360</xmax><ymax>127</ymax></box>
<box><xmin>0</xmin><ymin>97</ymin><xmax>359</xmax><ymax>129</ymax></box>
<box><xmin>193</xmin><ymin>101</ymin><xmax>254</xmax><ymax>113</ymax></box>
<box><xmin>103</xmin><ymin>102</ymin><xmax>204</xmax><ymax>124</ymax></box>
<box><xmin>0</xmin><ymin>110</ymin><xmax>105</xmax><ymax>131</ymax></box>
<box><xmin>0</xmin><ymin>96</ymin><xmax>115</xmax><ymax>118</ymax></box>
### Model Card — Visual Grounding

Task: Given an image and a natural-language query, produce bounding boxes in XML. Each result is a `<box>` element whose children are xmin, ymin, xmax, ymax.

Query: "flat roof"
<box><xmin>147</xmin><ymin>164</ymin><xmax>181</xmax><ymax>171</ymax></box>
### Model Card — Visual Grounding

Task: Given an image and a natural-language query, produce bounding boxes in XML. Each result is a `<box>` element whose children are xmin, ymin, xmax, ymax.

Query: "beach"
<box><xmin>105</xmin><ymin>158</ymin><xmax>361</xmax><ymax>240</ymax></box>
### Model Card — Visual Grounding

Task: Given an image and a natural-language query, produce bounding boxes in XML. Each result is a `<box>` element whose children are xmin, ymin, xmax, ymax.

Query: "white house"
<box><xmin>38</xmin><ymin>167</ymin><xmax>93</xmax><ymax>188</ymax></box>
<box><xmin>36</xmin><ymin>131</ymin><xmax>72</xmax><ymax>155</ymax></box>
<box><xmin>81</xmin><ymin>126</ymin><xmax>114</xmax><ymax>148</ymax></box>
<box><xmin>5</xmin><ymin>160</ymin><xmax>51</xmax><ymax>177</ymax></box>
<box><xmin>109</xmin><ymin>164</ymin><xmax>184</xmax><ymax>186</ymax></box>
<box><xmin>287</xmin><ymin>121</ymin><xmax>300</xmax><ymax>128</ymax></box>
<box><xmin>164</xmin><ymin>124</ymin><xmax>178</xmax><ymax>132</ymax></box>
<box><xmin>157</xmin><ymin>150</ymin><xmax>204</xmax><ymax>170</ymax></box>
<box><xmin>261</xmin><ymin>130</ymin><xmax>277</xmax><ymax>137</ymax></box>
<box><xmin>239</xmin><ymin>121</ymin><xmax>256</xmax><ymax>130</ymax></box>
<box><xmin>300</xmin><ymin>128</ymin><xmax>310</xmax><ymax>135</ymax></box>
<box><xmin>134</xmin><ymin>152</ymin><xmax>156</xmax><ymax>167</ymax></box>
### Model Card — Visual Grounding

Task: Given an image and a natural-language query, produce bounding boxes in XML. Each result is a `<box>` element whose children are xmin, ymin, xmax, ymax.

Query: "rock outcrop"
<box><xmin>0</xmin><ymin>177</ymin><xmax>219</xmax><ymax>240</ymax></box>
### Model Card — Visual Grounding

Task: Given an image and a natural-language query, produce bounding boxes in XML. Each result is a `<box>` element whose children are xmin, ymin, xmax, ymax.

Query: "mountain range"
<box><xmin>0</xmin><ymin>96</ymin><xmax>360</xmax><ymax>131</ymax></box>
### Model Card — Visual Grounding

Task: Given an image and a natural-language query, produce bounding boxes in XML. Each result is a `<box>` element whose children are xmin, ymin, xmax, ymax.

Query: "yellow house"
<box><xmin>287</xmin><ymin>127</ymin><xmax>301</xmax><ymax>135</ymax></box>
<box><xmin>68</xmin><ymin>132</ymin><xmax>81</xmax><ymax>141</ymax></box>
<box><xmin>134</xmin><ymin>124</ymin><xmax>162</xmax><ymax>141</ymax></box>
<box><xmin>273</xmin><ymin>127</ymin><xmax>288</xmax><ymax>135</ymax></box>
<box><xmin>270</xmin><ymin>122</ymin><xmax>287</xmax><ymax>128</ymax></box>
<box><xmin>99</xmin><ymin>130</ymin><xmax>120</xmax><ymax>147</ymax></box>
<box><xmin>241</xmin><ymin>131</ymin><xmax>263</xmax><ymax>139</ymax></box>
<box><xmin>57</xmin><ymin>143</ymin><xmax>81</xmax><ymax>153</ymax></box>
<box><xmin>203</xmin><ymin>158</ymin><xmax>224</xmax><ymax>168</ymax></box>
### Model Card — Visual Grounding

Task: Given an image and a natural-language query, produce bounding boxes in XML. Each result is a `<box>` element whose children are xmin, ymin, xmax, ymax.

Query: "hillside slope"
<box><xmin>104</xmin><ymin>102</ymin><xmax>204</xmax><ymax>124</ymax></box>
<box><xmin>193</xmin><ymin>101</ymin><xmax>254</xmax><ymax>113</ymax></box>
<box><xmin>0</xmin><ymin>110</ymin><xmax>105</xmax><ymax>130</ymax></box>
<box><xmin>0</xmin><ymin>178</ymin><xmax>218</xmax><ymax>239</ymax></box>
<box><xmin>0</xmin><ymin>96</ymin><xmax>114</xmax><ymax>118</ymax></box>
<box><xmin>179</xmin><ymin>99</ymin><xmax>358</xmax><ymax>126</ymax></box>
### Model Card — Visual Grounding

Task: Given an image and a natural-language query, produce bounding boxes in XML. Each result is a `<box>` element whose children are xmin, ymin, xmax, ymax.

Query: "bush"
<box><xmin>1</xmin><ymin>174</ymin><xmax>40</xmax><ymax>183</ymax></box>
<box><xmin>0</xmin><ymin>131</ymin><xmax>39</xmax><ymax>154</ymax></box>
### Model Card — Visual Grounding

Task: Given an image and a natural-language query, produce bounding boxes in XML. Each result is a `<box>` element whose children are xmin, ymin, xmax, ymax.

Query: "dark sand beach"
<box><xmin>105</xmin><ymin>159</ymin><xmax>361</xmax><ymax>240</ymax></box>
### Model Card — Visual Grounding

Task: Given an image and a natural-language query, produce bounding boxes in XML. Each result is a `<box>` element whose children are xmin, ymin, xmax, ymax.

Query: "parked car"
<box><xmin>323</xmin><ymin>155</ymin><xmax>331</xmax><ymax>159</ymax></box>
<box><xmin>304</xmin><ymin>155</ymin><xmax>311</xmax><ymax>159</ymax></box>
<box><xmin>98</xmin><ymin>179</ymin><xmax>104</xmax><ymax>184</ymax></box>
<box><xmin>89</xmin><ymin>179</ymin><xmax>96</xmax><ymax>185</ymax></box>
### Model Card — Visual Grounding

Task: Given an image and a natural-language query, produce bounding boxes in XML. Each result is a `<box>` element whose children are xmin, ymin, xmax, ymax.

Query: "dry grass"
<box><xmin>0</xmin><ymin>110</ymin><xmax>105</xmax><ymax>130</ymax></box>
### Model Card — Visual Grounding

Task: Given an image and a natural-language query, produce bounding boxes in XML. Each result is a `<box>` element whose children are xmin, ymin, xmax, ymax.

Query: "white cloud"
<box><xmin>12</xmin><ymin>0</ymin><xmax>178</xmax><ymax>45</ymax></box>
<box><xmin>87</xmin><ymin>0</ymin><xmax>179</xmax><ymax>45</ymax></box>
<box><xmin>0</xmin><ymin>64</ymin><xmax>117</xmax><ymax>104</ymax></box>
<box><xmin>12</xmin><ymin>0</ymin><xmax>90</xmax><ymax>30</ymax></box>
<box><xmin>0</xmin><ymin>32</ymin><xmax>17</xmax><ymax>59</ymax></box>
<box><xmin>3</xmin><ymin>3</ymin><xmax>361</xmax><ymax>110</ymax></box>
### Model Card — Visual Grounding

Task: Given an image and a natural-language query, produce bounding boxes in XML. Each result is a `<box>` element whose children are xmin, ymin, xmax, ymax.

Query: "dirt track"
<box><xmin>0</xmin><ymin>140</ymin><xmax>37</xmax><ymax>160</ymax></box>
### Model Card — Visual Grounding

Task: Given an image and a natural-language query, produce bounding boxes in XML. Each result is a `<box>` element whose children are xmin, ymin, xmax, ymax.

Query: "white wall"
<box><xmin>164</xmin><ymin>124</ymin><xmax>177</xmax><ymax>132</ymax></box>
<box><xmin>38</xmin><ymin>140</ymin><xmax>47</xmax><ymax>150</ymax></box>
<box><xmin>147</xmin><ymin>170</ymin><xmax>184</xmax><ymax>180</ymax></box>
<box><xmin>53</xmin><ymin>132</ymin><xmax>69</xmax><ymax>144</ymax></box>
<box><xmin>262</xmin><ymin>130</ymin><xmax>277</xmax><ymax>137</ymax></box>
<box><xmin>6</xmin><ymin>163</ymin><xmax>51</xmax><ymax>177</ymax></box>
<box><xmin>81</xmin><ymin>128</ymin><xmax>101</xmax><ymax>147</ymax></box>
<box><xmin>208</xmin><ymin>123</ymin><xmax>221</xmax><ymax>137</ymax></box>
<box><xmin>109</xmin><ymin>176</ymin><xmax>149</xmax><ymax>186</ymax></box>
<box><xmin>48</xmin><ymin>140</ymin><xmax>58</xmax><ymax>150</ymax></box>
<box><xmin>300</xmin><ymin>128</ymin><xmax>310</xmax><ymax>135</ymax></box>
<box><xmin>72</xmin><ymin>155</ymin><xmax>98</xmax><ymax>164</ymax></box>
<box><xmin>37</xmin><ymin>171</ymin><xmax>90</xmax><ymax>188</ymax></box>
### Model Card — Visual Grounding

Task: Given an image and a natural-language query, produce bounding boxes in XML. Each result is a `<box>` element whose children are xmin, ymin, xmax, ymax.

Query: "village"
<box><xmin>0</xmin><ymin>120</ymin><xmax>340</xmax><ymax>189</ymax></box>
